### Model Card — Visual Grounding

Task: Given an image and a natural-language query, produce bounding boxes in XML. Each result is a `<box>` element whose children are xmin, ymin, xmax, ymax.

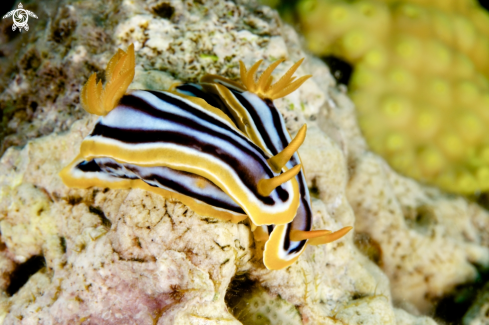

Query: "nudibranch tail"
<box><xmin>267</xmin><ymin>124</ymin><xmax>307</xmax><ymax>173</ymax></box>
<box><xmin>263</xmin><ymin>224</ymin><xmax>353</xmax><ymax>270</ymax></box>
<box><xmin>80</xmin><ymin>44</ymin><xmax>135</xmax><ymax>116</ymax></box>
<box><xmin>263</xmin><ymin>224</ymin><xmax>302</xmax><ymax>270</ymax></box>
<box><xmin>238</xmin><ymin>58</ymin><xmax>312</xmax><ymax>100</ymax></box>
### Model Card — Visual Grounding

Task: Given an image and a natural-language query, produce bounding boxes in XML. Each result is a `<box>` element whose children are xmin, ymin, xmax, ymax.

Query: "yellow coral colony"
<box><xmin>297</xmin><ymin>0</ymin><xmax>489</xmax><ymax>194</ymax></box>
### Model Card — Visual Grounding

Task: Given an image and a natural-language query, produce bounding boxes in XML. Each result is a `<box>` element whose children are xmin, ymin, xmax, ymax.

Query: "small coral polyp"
<box><xmin>298</xmin><ymin>0</ymin><xmax>489</xmax><ymax>194</ymax></box>
<box><xmin>60</xmin><ymin>44</ymin><xmax>352</xmax><ymax>270</ymax></box>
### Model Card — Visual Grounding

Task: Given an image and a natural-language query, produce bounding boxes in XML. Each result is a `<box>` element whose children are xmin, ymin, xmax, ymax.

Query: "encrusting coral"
<box><xmin>296</xmin><ymin>0</ymin><xmax>489</xmax><ymax>194</ymax></box>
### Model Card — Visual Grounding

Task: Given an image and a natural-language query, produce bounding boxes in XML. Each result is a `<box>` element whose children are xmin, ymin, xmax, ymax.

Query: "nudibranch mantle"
<box><xmin>61</xmin><ymin>89</ymin><xmax>301</xmax><ymax>227</ymax></box>
<box><xmin>60</xmin><ymin>44</ymin><xmax>352</xmax><ymax>270</ymax></box>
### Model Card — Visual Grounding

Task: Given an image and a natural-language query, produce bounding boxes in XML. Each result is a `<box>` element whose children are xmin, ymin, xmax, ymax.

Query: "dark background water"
<box><xmin>0</xmin><ymin>0</ymin><xmax>16</xmax><ymax>18</ymax></box>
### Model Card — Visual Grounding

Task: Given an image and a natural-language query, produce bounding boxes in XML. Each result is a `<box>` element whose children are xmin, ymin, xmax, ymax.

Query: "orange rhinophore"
<box><xmin>80</xmin><ymin>44</ymin><xmax>135</xmax><ymax>116</ymax></box>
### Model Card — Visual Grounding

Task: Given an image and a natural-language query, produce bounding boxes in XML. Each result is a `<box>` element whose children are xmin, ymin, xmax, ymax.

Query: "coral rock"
<box><xmin>0</xmin><ymin>0</ymin><xmax>488</xmax><ymax>324</ymax></box>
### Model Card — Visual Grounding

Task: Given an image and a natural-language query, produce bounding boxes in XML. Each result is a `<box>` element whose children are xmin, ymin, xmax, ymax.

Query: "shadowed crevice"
<box><xmin>321</xmin><ymin>56</ymin><xmax>353</xmax><ymax>86</ymax></box>
<box><xmin>6</xmin><ymin>255</ymin><xmax>46</xmax><ymax>296</ymax></box>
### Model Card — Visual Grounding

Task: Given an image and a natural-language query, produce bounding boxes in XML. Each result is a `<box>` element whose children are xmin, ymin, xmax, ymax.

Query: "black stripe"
<box><xmin>148</xmin><ymin>173</ymin><xmax>244</xmax><ymax>213</ymax></box>
<box><xmin>146</xmin><ymin>90</ymin><xmax>240</xmax><ymax>138</ymax></box>
<box><xmin>230</xmin><ymin>90</ymin><xmax>278</xmax><ymax>154</ymax></box>
<box><xmin>267</xmin><ymin>225</ymin><xmax>274</xmax><ymax>235</ymax></box>
<box><xmin>77</xmin><ymin>160</ymin><xmax>102</xmax><ymax>172</ymax></box>
<box><xmin>264</xmin><ymin>98</ymin><xmax>290</xmax><ymax>154</ymax></box>
<box><xmin>88</xmin><ymin>159</ymin><xmax>246</xmax><ymax>214</ymax></box>
<box><xmin>230</xmin><ymin>91</ymin><xmax>289</xmax><ymax>156</ymax></box>
<box><xmin>297</xmin><ymin>173</ymin><xmax>312</xmax><ymax>230</ymax></box>
<box><xmin>283</xmin><ymin>222</ymin><xmax>307</xmax><ymax>254</ymax></box>
<box><xmin>175</xmin><ymin>84</ymin><xmax>227</xmax><ymax>112</ymax></box>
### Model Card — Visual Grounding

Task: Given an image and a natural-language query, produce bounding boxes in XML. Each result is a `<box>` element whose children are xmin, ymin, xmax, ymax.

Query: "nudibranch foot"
<box><xmin>60</xmin><ymin>155</ymin><xmax>248</xmax><ymax>223</ymax></box>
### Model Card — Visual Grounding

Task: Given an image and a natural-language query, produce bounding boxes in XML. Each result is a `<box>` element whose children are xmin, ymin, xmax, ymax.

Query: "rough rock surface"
<box><xmin>0</xmin><ymin>0</ymin><xmax>488</xmax><ymax>324</ymax></box>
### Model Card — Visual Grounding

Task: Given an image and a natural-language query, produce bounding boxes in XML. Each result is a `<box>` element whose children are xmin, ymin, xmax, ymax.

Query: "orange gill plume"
<box><xmin>238</xmin><ymin>58</ymin><xmax>312</xmax><ymax>100</ymax></box>
<box><xmin>81</xmin><ymin>44</ymin><xmax>136</xmax><ymax>116</ymax></box>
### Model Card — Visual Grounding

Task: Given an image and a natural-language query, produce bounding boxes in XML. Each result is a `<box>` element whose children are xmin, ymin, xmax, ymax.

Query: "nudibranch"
<box><xmin>175</xmin><ymin>59</ymin><xmax>352</xmax><ymax>269</ymax></box>
<box><xmin>60</xmin><ymin>44</ymin><xmax>352</xmax><ymax>270</ymax></box>
<box><xmin>60</xmin><ymin>44</ymin><xmax>302</xmax><ymax>227</ymax></box>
